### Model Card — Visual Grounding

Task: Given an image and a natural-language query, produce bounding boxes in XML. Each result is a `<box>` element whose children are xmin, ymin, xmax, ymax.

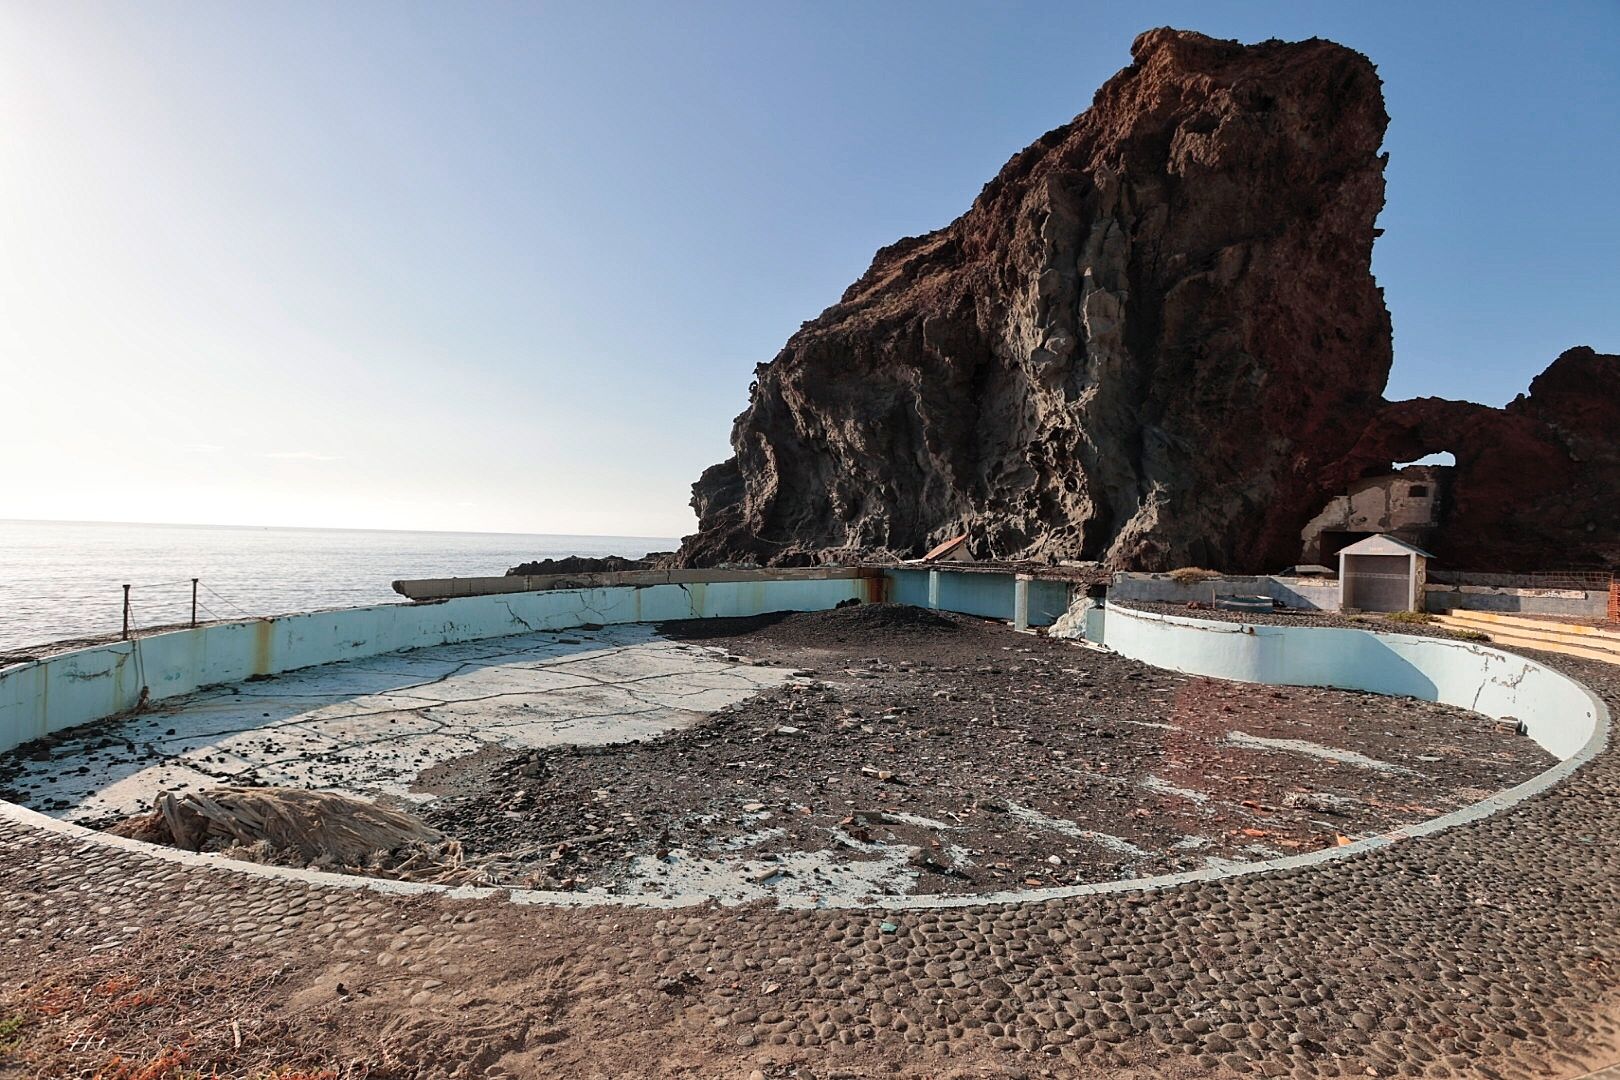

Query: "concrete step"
<box><xmin>1439</xmin><ymin>608</ymin><xmax>1620</xmax><ymax>643</ymax></box>
<box><xmin>1432</xmin><ymin>623</ymin><xmax>1620</xmax><ymax>665</ymax></box>
<box><xmin>1438</xmin><ymin>609</ymin><xmax>1620</xmax><ymax>648</ymax></box>
<box><xmin>1435</xmin><ymin>608</ymin><xmax>1619</xmax><ymax>642</ymax></box>
<box><xmin>1433</xmin><ymin>613</ymin><xmax>1620</xmax><ymax>665</ymax></box>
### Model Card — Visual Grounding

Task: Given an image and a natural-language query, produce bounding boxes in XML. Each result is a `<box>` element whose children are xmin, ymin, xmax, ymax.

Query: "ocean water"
<box><xmin>0</xmin><ymin>519</ymin><xmax>678</xmax><ymax>652</ymax></box>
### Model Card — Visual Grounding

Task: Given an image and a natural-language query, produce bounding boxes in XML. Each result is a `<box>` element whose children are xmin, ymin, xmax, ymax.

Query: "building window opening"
<box><xmin>1320</xmin><ymin>530</ymin><xmax>1375</xmax><ymax>563</ymax></box>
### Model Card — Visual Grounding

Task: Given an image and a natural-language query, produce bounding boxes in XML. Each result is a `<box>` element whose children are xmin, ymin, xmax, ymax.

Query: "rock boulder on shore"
<box><xmin>506</xmin><ymin>554</ymin><xmax>669</xmax><ymax>577</ymax></box>
<box><xmin>675</xmin><ymin>28</ymin><xmax>1619</xmax><ymax>573</ymax></box>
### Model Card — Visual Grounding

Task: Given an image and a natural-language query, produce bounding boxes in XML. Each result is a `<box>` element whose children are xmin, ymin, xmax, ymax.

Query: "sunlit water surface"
<box><xmin>0</xmin><ymin>519</ymin><xmax>676</xmax><ymax>651</ymax></box>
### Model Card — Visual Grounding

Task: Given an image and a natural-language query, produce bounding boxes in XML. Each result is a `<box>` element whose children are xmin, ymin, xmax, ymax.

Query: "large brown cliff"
<box><xmin>677</xmin><ymin>29</ymin><xmax>1618</xmax><ymax>573</ymax></box>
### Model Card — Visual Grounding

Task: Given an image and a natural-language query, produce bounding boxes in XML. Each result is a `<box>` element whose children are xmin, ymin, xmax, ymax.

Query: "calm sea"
<box><xmin>0</xmin><ymin>519</ymin><xmax>678</xmax><ymax>653</ymax></box>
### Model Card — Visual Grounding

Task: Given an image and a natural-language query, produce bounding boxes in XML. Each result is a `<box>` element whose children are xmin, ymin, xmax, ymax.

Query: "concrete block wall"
<box><xmin>1104</xmin><ymin>571</ymin><xmax>1608</xmax><ymax>619</ymax></box>
<box><xmin>1109</xmin><ymin>573</ymin><xmax>1340</xmax><ymax>611</ymax></box>
<box><xmin>1422</xmin><ymin>584</ymin><xmax>1610</xmax><ymax>619</ymax></box>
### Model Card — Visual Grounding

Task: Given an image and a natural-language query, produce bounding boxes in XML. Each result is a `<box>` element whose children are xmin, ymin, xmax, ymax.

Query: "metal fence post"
<box><xmin>191</xmin><ymin>578</ymin><xmax>199</xmax><ymax>628</ymax></box>
<box><xmin>122</xmin><ymin>584</ymin><xmax>131</xmax><ymax>640</ymax></box>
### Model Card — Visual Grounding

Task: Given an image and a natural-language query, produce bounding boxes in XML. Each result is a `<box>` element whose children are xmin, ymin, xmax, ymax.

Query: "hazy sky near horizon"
<box><xmin>2</xmin><ymin>2</ymin><xmax>1616</xmax><ymax>538</ymax></box>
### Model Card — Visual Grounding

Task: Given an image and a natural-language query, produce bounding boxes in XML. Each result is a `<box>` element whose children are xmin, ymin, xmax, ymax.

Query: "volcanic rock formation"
<box><xmin>1324</xmin><ymin>346</ymin><xmax>1620</xmax><ymax>570</ymax></box>
<box><xmin>505</xmin><ymin>554</ymin><xmax>668</xmax><ymax>577</ymax></box>
<box><xmin>678</xmin><ymin>28</ymin><xmax>1618</xmax><ymax>572</ymax></box>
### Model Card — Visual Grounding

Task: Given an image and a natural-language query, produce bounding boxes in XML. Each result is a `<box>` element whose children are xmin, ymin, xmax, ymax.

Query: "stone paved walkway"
<box><xmin>1</xmin><ymin>647</ymin><xmax>1617</xmax><ymax>1078</ymax></box>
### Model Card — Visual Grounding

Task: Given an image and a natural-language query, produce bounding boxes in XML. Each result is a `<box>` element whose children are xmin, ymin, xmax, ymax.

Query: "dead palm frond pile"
<box><xmin>110</xmin><ymin>786</ymin><xmax>494</xmax><ymax>886</ymax></box>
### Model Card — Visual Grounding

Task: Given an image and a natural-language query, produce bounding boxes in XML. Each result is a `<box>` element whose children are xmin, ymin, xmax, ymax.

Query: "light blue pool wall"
<box><xmin>1</xmin><ymin>566</ymin><xmax>1604</xmax><ymax>774</ymax></box>
<box><xmin>886</xmin><ymin>568</ymin><xmax>1070</xmax><ymax>625</ymax></box>
<box><xmin>1090</xmin><ymin>603</ymin><xmax>1603</xmax><ymax>761</ymax></box>
<box><xmin>0</xmin><ymin>576</ymin><xmax>872</xmax><ymax>754</ymax></box>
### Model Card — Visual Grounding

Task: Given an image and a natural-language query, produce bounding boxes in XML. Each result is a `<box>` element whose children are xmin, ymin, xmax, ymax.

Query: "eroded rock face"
<box><xmin>679</xmin><ymin>29</ymin><xmax>1393</xmax><ymax>571</ymax></box>
<box><xmin>678</xmin><ymin>28</ymin><xmax>1617</xmax><ymax>573</ymax></box>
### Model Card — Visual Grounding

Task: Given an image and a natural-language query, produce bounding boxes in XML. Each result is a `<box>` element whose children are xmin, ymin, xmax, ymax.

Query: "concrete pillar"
<box><xmin>927</xmin><ymin>570</ymin><xmax>940</xmax><ymax>611</ymax></box>
<box><xmin>1014</xmin><ymin>574</ymin><xmax>1031</xmax><ymax>631</ymax></box>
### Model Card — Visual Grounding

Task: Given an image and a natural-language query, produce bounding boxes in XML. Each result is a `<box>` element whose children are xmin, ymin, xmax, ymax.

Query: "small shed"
<box><xmin>1337</xmin><ymin>533</ymin><xmax>1431</xmax><ymax>613</ymax></box>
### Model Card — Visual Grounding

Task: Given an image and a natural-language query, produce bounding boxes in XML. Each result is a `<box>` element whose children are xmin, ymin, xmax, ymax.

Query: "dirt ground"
<box><xmin>410</xmin><ymin>605</ymin><xmax>1551</xmax><ymax>900</ymax></box>
<box><xmin>0</xmin><ymin>613</ymin><xmax>1614</xmax><ymax>1080</ymax></box>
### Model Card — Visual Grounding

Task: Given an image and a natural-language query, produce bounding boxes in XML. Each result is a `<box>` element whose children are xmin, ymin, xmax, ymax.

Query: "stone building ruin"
<box><xmin>1299</xmin><ymin>464</ymin><xmax>1452</xmax><ymax>567</ymax></box>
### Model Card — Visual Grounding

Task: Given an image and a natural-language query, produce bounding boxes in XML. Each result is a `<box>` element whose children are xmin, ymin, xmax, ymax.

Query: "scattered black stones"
<box><xmin>412</xmin><ymin>607</ymin><xmax>1550</xmax><ymax>899</ymax></box>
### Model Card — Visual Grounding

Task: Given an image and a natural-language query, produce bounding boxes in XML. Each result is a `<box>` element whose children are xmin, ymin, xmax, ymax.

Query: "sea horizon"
<box><xmin>0</xmin><ymin>519</ymin><xmax>680</xmax><ymax>653</ymax></box>
<box><xmin>0</xmin><ymin>515</ymin><xmax>684</xmax><ymax>543</ymax></box>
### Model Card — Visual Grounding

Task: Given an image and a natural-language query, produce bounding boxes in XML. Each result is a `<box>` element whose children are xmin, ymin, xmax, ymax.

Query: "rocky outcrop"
<box><xmin>679</xmin><ymin>29</ymin><xmax>1393</xmax><ymax>571</ymax></box>
<box><xmin>677</xmin><ymin>28</ymin><xmax>1617</xmax><ymax>573</ymax></box>
<box><xmin>506</xmin><ymin>554</ymin><xmax>669</xmax><ymax>577</ymax></box>
<box><xmin>1324</xmin><ymin>347</ymin><xmax>1620</xmax><ymax>570</ymax></box>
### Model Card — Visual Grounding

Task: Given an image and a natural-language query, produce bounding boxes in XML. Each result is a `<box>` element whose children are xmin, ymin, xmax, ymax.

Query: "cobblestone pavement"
<box><xmin>1</xmin><ymin>649</ymin><xmax>1617</xmax><ymax>1079</ymax></box>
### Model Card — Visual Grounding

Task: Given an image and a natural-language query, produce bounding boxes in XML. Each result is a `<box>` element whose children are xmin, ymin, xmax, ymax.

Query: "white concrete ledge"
<box><xmin>393</xmin><ymin>565</ymin><xmax>876</xmax><ymax>601</ymax></box>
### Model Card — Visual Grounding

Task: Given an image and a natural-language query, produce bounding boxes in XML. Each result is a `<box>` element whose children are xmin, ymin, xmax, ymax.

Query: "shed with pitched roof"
<box><xmin>1337</xmin><ymin>533</ymin><xmax>1432</xmax><ymax>613</ymax></box>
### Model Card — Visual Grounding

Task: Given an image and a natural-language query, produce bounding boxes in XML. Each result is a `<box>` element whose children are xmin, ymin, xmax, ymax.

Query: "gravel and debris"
<box><xmin>412</xmin><ymin>604</ymin><xmax>1551</xmax><ymax>899</ymax></box>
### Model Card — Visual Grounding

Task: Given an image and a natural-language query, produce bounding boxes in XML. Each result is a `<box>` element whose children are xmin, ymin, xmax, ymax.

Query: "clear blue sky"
<box><xmin>2</xmin><ymin>1</ymin><xmax>1615</xmax><ymax>537</ymax></box>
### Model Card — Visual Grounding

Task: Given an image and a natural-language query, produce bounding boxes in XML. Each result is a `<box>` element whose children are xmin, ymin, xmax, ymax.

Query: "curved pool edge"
<box><xmin>1091</xmin><ymin>603</ymin><xmax>1605</xmax><ymax>761</ymax></box>
<box><xmin>0</xmin><ymin>591</ymin><xmax>1608</xmax><ymax>912</ymax></box>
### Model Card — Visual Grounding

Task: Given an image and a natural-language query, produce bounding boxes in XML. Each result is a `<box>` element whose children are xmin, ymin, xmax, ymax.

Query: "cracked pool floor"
<box><xmin>0</xmin><ymin>624</ymin><xmax>802</xmax><ymax>823</ymax></box>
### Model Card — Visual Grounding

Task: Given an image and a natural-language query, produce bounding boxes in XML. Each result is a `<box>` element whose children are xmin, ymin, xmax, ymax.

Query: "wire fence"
<box><xmin>1427</xmin><ymin>569</ymin><xmax>1616</xmax><ymax>592</ymax></box>
<box><xmin>1</xmin><ymin>577</ymin><xmax>266</xmax><ymax>652</ymax></box>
